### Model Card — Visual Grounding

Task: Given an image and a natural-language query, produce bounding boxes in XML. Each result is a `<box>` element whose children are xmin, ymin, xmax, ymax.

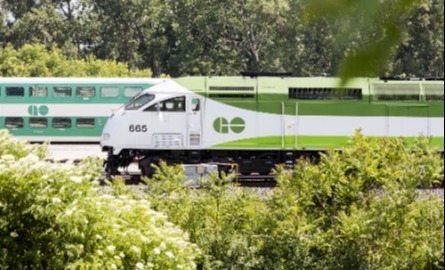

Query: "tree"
<box><xmin>87</xmin><ymin>0</ymin><xmax>171</xmax><ymax>76</ymax></box>
<box><xmin>0</xmin><ymin>44</ymin><xmax>152</xmax><ymax>77</ymax></box>
<box><xmin>303</xmin><ymin>0</ymin><xmax>443</xmax><ymax>80</ymax></box>
<box><xmin>0</xmin><ymin>0</ymin><xmax>443</xmax><ymax>77</ymax></box>
<box><xmin>391</xmin><ymin>0</ymin><xmax>444</xmax><ymax>77</ymax></box>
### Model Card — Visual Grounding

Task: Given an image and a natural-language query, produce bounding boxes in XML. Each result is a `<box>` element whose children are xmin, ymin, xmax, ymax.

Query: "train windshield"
<box><xmin>124</xmin><ymin>94</ymin><xmax>155</xmax><ymax>110</ymax></box>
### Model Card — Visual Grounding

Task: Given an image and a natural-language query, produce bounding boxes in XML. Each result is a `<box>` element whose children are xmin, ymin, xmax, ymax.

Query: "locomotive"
<box><xmin>100</xmin><ymin>74</ymin><xmax>444</xmax><ymax>176</ymax></box>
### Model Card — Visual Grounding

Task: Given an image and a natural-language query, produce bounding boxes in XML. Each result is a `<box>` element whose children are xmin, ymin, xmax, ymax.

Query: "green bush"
<box><xmin>142</xmin><ymin>132</ymin><xmax>444</xmax><ymax>270</ymax></box>
<box><xmin>0</xmin><ymin>130</ymin><xmax>199</xmax><ymax>269</ymax></box>
<box><xmin>2</xmin><ymin>128</ymin><xmax>442</xmax><ymax>269</ymax></box>
<box><xmin>267</xmin><ymin>131</ymin><xmax>444</xmax><ymax>269</ymax></box>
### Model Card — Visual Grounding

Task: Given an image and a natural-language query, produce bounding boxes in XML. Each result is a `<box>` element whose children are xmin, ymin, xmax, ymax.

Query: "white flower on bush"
<box><xmin>2</xmin><ymin>154</ymin><xmax>15</xmax><ymax>162</ymax></box>
<box><xmin>131</xmin><ymin>246</ymin><xmax>140</xmax><ymax>254</ymax></box>
<box><xmin>10</xmin><ymin>232</ymin><xmax>19</xmax><ymax>238</ymax></box>
<box><xmin>23</xmin><ymin>154</ymin><xmax>39</xmax><ymax>163</ymax></box>
<box><xmin>140</xmin><ymin>235</ymin><xmax>149</xmax><ymax>243</ymax></box>
<box><xmin>136</xmin><ymin>262</ymin><xmax>144</xmax><ymax>269</ymax></box>
<box><xmin>65</xmin><ymin>207</ymin><xmax>76</xmax><ymax>216</ymax></box>
<box><xmin>52</xmin><ymin>198</ymin><xmax>61</xmax><ymax>204</ymax></box>
<box><xmin>165</xmin><ymin>251</ymin><xmax>175</xmax><ymax>259</ymax></box>
<box><xmin>107</xmin><ymin>245</ymin><xmax>116</xmax><ymax>252</ymax></box>
<box><xmin>70</xmin><ymin>176</ymin><xmax>82</xmax><ymax>183</ymax></box>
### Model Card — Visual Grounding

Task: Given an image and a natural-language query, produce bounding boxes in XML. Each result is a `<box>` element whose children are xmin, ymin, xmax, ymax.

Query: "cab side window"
<box><xmin>145</xmin><ymin>96</ymin><xmax>186</xmax><ymax>112</ymax></box>
<box><xmin>192</xmin><ymin>98</ymin><xmax>200</xmax><ymax>112</ymax></box>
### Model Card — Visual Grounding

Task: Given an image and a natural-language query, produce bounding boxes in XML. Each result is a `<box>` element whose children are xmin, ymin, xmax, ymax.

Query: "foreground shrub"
<box><xmin>143</xmin><ymin>163</ymin><xmax>271</xmax><ymax>269</ymax></box>
<box><xmin>143</xmin><ymin>132</ymin><xmax>444</xmax><ymax>270</ymax></box>
<box><xmin>269</xmin><ymin>132</ymin><xmax>444</xmax><ymax>269</ymax></box>
<box><xmin>0</xmin><ymin>130</ymin><xmax>199</xmax><ymax>269</ymax></box>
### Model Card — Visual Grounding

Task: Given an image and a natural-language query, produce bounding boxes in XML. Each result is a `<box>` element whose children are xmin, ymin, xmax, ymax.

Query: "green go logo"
<box><xmin>28</xmin><ymin>105</ymin><xmax>49</xmax><ymax>116</ymax></box>
<box><xmin>213</xmin><ymin>117</ymin><xmax>246</xmax><ymax>134</ymax></box>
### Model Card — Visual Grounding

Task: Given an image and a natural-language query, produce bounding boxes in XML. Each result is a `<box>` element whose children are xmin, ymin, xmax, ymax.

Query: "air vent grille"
<box><xmin>209</xmin><ymin>86</ymin><xmax>255</xmax><ymax>91</ymax></box>
<box><xmin>289</xmin><ymin>88</ymin><xmax>362</xmax><ymax>100</ymax></box>
<box><xmin>424</xmin><ymin>84</ymin><xmax>444</xmax><ymax>101</ymax></box>
<box><xmin>373</xmin><ymin>83</ymin><xmax>421</xmax><ymax>101</ymax></box>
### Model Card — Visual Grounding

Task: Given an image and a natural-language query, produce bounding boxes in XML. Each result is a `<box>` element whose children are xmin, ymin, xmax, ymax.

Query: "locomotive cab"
<box><xmin>100</xmin><ymin>81</ymin><xmax>204</xmax><ymax>175</ymax></box>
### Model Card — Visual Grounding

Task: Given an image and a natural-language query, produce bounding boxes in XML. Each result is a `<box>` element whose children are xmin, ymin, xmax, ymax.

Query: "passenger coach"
<box><xmin>0</xmin><ymin>77</ymin><xmax>166</xmax><ymax>142</ymax></box>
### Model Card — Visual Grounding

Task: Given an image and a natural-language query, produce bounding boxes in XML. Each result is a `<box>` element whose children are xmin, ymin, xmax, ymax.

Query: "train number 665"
<box><xmin>129</xmin><ymin>125</ymin><xmax>148</xmax><ymax>132</ymax></box>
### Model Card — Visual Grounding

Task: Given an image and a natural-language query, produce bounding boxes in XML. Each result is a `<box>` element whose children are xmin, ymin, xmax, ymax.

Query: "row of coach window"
<box><xmin>5</xmin><ymin>117</ymin><xmax>95</xmax><ymax>129</ymax></box>
<box><xmin>0</xmin><ymin>86</ymin><xmax>143</xmax><ymax>98</ymax></box>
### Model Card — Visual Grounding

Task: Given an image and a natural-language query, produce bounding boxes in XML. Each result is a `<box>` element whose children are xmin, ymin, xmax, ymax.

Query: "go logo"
<box><xmin>28</xmin><ymin>105</ymin><xmax>49</xmax><ymax>116</ymax></box>
<box><xmin>213</xmin><ymin>117</ymin><xmax>246</xmax><ymax>134</ymax></box>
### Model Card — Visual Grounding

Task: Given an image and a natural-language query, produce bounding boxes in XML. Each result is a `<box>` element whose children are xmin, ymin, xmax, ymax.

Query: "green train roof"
<box><xmin>174</xmin><ymin>76</ymin><xmax>444</xmax><ymax>102</ymax></box>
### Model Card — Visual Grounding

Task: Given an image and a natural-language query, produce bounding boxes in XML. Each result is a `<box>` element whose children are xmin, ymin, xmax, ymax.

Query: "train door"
<box><xmin>282</xmin><ymin>103</ymin><xmax>298</xmax><ymax>149</ymax></box>
<box><xmin>386</xmin><ymin>105</ymin><xmax>430</xmax><ymax>137</ymax></box>
<box><xmin>187</xmin><ymin>96</ymin><xmax>203</xmax><ymax>148</ymax></box>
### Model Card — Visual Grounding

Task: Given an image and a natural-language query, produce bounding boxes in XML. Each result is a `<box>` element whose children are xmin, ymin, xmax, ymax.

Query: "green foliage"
<box><xmin>142</xmin><ymin>131</ymin><xmax>443</xmax><ymax>269</ymax></box>
<box><xmin>304</xmin><ymin>0</ymin><xmax>427</xmax><ymax>80</ymax></box>
<box><xmin>0</xmin><ymin>129</ymin><xmax>47</xmax><ymax>160</ymax></box>
<box><xmin>0</xmin><ymin>130</ymin><xmax>199</xmax><ymax>269</ymax></box>
<box><xmin>0</xmin><ymin>44</ymin><xmax>153</xmax><ymax>77</ymax></box>
<box><xmin>1</xmin><ymin>129</ymin><xmax>443</xmax><ymax>269</ymax></box>
<box><xmin>270</xmin><ymin>130</ymin><xmax>444</xmax><ymax>269</ymax></box>
<box><xmin>0</xmin><ymin>0</ymin><xmax>443</xmax><ymax>77</ymax></box>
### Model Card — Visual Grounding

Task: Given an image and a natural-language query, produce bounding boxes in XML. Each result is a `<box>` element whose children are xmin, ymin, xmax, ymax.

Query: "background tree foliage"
<box><xmin>0</xmin><ymin>0</ymin><xmax>443</xmax><ymax>77</ymax></box>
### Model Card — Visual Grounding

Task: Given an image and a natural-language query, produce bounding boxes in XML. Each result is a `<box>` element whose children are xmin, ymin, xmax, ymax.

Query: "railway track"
<box><xmin>99</xmin><ymin>173</ymin><xmax>278</xmax><ymax>188</ymax></box>
<box><xmin>45</xmin><ymin>158</ymin><xmax>442</xmax><ymax>189</ymax></box>
<box><xmin>44</xmin><ymin>156</ymin><xmax>278</xmax><ymax>188</ymax></box>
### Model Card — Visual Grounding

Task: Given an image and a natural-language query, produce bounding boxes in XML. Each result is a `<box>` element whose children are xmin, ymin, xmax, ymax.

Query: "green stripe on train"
<box><xmin>212</xmin><ymin>136</ymin><xmax>445</xmax><ymax>150</ymax></box>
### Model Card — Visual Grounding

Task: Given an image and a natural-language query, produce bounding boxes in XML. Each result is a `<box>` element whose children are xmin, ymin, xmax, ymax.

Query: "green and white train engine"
<box><xmin>100</xmin><ymin>75</ymin><xmax>444</xmax><ymax>175</ymax></box>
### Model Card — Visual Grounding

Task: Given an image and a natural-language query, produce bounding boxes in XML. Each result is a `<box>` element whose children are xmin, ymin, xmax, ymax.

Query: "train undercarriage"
<box><xmin>104</xmin><ymin>148</ymin><xmax>318</xmax><ymax>177</ymax></box>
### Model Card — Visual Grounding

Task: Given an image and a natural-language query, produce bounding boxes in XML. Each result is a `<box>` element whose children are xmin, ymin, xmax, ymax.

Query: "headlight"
<box><xmin>102</xmin><ymin>133</ymin><xmax>110</xmax><ymax>141</ymax></box>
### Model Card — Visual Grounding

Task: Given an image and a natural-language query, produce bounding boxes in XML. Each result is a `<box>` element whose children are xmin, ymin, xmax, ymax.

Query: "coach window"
<box><xmin>124</xmin><ymin>87</ymin><xmax>143</xmax><ymax>97</ymax></box>
<box><xmin>6</xmin><ymin>87</ymin><xmax>25</xmax><ymax>97</ymax></box>
<box><xmin>5</xmin><ymin>117</ymin><xmax>24</xmax><ymax>128</ymax></box>
<box><xmin>76</xmin><ymin>118</ymin><xmax>95</xmax><ymax>128</ymax></box>
<box><xmin>30</xmin><ymin>86</ymin><xmax>48</xmax><ymax>97</ymax></box>
<box><xmin>101</xmin><ymin>87</ymin><xmax>119</xmax><ymax>97</ymax></box>
<box><xmin>76</xmin><ymin>86</ymin><xmax>96</xmax><ymax>98</ymax></box>
<box><xmin>30</xmin><ymin>118</ymin><xmax>48</xmax><ymax>128</ymax></box>
<box><xmin>53</xmin><ymin>118</ymin><xmax>72</xmax><ymax>129</ymax></box>
<box><xmin>145</xmin><ymin>96</ymin><xmax>186</xmax><ymax>112</ymax></box>
<box><xmin>53</xmin><ymin>87</ymin><xmax>72</xmax><ymax>97</ymax></box>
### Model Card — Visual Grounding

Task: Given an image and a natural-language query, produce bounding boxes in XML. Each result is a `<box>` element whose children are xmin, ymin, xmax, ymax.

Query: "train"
<box><xmin>0</xmin><ymin>77</ymin><xmax>166</xmax><ymax>142</ymax></box>
<box><xmin>99</xmin><ymin>73</ymin><xmax>444</xmax><ymax>175</ymax></box>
